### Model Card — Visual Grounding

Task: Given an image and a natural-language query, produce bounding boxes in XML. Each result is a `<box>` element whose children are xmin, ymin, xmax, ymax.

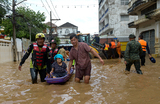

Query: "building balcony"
<box><xmin>99</xmin><ymin>24</ymin><xmax>109</xmax><ymax>33</ymax></box>
<box><xmin>99</xmin><ymin>0</ymin><xmax>104</xmax><ymax>8</ymax></box>
<box><xmin>145</xmin><ymin>8</ymin><xmax>160</xmax><ymax>20</ymax></box>
<box><xmin>128</xmin><ymin>17</ymin><xmax>149</xmax><ymax>28</ymax></box>
<box><xmin>99</xmin><ymin>0</ymin><xmax>106</xmax><ymax>10</ymax></box>
<box><xmin>128</xmin><ymin>0</ymin><xmax>156</xmax><ymax>15</ymax></box>
<box><xmin>128</xmin><ymin>8</ymin><xmax>160</xmax><ymax>28</ymax></box>
<box><xmin>128</xmin><ymin>0</ymin><xmax>146</xmax><ymax>15</ymax></box>
<box><xmin>99</xmin><ymin>8</ymin><xmax>109</xmax><ymax>22</ymax></box>
<box><xmin>99</xmin><ymin>23</ymin><xmax>114</xmax><ymax>35</ymax></box>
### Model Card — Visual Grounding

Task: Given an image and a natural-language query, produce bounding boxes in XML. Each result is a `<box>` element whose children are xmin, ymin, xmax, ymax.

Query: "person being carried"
<box><xmin>50</xmin><ymin>54</ymin><xmax>67</xmax><ymax>78</ymax></box>
<box><xmin>18</xmin><ymin>33</ymin><xmax>51</xmax><ymax>84</ymax></box>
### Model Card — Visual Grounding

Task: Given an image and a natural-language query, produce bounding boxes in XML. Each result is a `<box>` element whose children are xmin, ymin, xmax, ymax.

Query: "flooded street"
<box><xmin>0</xmin><ymin>57</ymin><xmax>160</xmax><ymax>104</ymax></box>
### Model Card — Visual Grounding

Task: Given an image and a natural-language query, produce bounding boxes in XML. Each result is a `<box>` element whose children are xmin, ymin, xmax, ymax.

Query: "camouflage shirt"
<box><xmin>124</xmin><ymin>40</ymin><xmax>143</xmax><ymax>61</ymax></box>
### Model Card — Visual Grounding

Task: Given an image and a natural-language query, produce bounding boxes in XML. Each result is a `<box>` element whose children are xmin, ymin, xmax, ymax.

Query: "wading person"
<box><xmin>67</xmin><ymin>34</ymin><xmax>104</xmax><ymax>84</ymax></box>
<box><xmin>109</xmin><ymin>39</ymin><xmax>116</xmax><ymax>58</ymax></box>
<box><xmin>124</xmin><ymin>34</ymin><xmax>143</xmax><ymax>74</ymax></box>
<box><xmin>116</xmin><ymin>39</ymin><xmax>121</xmax><ymax>58</ymax></box>
<box><xmin>103</xmin><ymin>43</ymin><xmax>109</xmax><ymax>59</ymax></box>
<box><xmin>49</xmin><ymin>39</ymin><xmax>58</xmax><ymax>64</ymax></box>
<box><xmin>138</xmin><ymin>35</ymin><xmax>152</xmax><ymax>66</ymax></box>
<box><xmin>58</xmin><ymin>45</ymin><xmax>66</xmax><ymax>61</ymax></box>
<box><xmin>18</xmin><ymin>33</ymin><xmax>51</xmax><ymax>84</ymax></box>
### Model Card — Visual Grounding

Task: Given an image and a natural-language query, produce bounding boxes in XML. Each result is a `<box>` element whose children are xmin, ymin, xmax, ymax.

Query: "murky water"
<box><xmin>0</xmin><ymin>57</ymin><xmax>160</xmax><ymax>104</ymax></box>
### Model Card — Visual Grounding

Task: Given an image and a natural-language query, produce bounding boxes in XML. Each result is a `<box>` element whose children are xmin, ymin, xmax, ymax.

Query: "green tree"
<box><xmin>1</xmin><ymin>6</ymin><xmax>48</xmax><ymax>41</ymax></box>
<box><xmin>54</xmin><ymin>37</ymin><xmax>60</xmax><ymax>45</ymax></box>
<box><xmin>0</xmin><ymin>0</ymin><xmax>10</xmax><ymax>24</ymax></box>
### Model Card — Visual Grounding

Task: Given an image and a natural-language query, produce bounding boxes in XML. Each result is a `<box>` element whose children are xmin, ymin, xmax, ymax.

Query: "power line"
<box><xmin>45</xmin><ymin>0</ymin><xmax>57</xmax><ymax>19</ymax></box>
<box><xmin>41</xmin><ymin>0</ymin><xmax>49</xmax><ymax>15</ymax></box>
<box><xmin>50</xmin><ymin>0</ymin><xmax>60</xmax><ymax>19</ymax></box>
<box><xmin>20</xmin><ymin>2</ymin><xmax>97</xmax><ymax>9</ymax></box>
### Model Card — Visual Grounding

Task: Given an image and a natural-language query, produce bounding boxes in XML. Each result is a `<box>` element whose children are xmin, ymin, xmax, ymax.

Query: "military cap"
<box><xmin>129</xmin><ymin>34</ymin><xmax>136</xmax><ymax>38</ymax></box>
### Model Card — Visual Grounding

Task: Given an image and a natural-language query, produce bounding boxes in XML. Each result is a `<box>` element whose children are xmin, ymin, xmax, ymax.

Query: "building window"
<box><xmin>141</xmin><ymin>3</ymin><xmax>156</xmax><ymax>15</ymax></box>
<box><xmin>110</xmin><ymin>31</ymin><xmax>113</xmax><ymax>35</ymax></box>
<box><xmin>46</xmin><ymin>28</ymin><xmax>49</xmax><ymax>34</ymax></box>
<box><xmin>141</xmin><ymin>29</ymin><xmax>155</xmax><ymax>54</ymax></box>
<box><xmin>65</xmin><ymin>29</ymin><xmax>70</xmax><ymax>34</ymax></box>
<box><xmin>51</xmin><ymin>28</ymin><xmax>54</xmax><ymax>33</ymax></box>
<box><xmin>121</xmin><ymin>0</ymin><xmax>129</xmax><ymax>5</ymax></box>
<box><xmin>121</xmin><ymin>15</ymin><xmax>129</xmax><ymax>21</ymax></box>
<box><xmin>102</xmin><ymin>21</ymin><xmax>105</xmax><ymax>27</ymax></box>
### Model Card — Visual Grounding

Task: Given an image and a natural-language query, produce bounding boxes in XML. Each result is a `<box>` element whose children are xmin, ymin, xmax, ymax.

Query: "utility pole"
<box><xmin>12</xmin><ymin>0</ymin><xmax>17</xmax><ymax>62</ymax></box>
<box><xmin>12</xmin><ymin>0</ymin><xmax>26</xmax><ymax>62</ymax></box>
<box><xmin>49</xmin><ymin>11</ymin><xmax>60</xmax><ymax>42</ymax></box>
<box><xmin>49</xmin><ymin>11</ymin><xmax>52</xmax><ymax>42</ymax></box>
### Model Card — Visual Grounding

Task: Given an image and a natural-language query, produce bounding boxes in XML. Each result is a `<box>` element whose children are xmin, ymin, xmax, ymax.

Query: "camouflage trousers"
<box><xmin>125</xmin><ymin>60</ymin><xmax>143</xmax><ymax>74</ymax></box>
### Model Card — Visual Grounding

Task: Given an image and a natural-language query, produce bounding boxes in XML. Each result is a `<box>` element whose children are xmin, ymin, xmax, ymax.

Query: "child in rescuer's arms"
<box><xmin>50</xmin><ymin>54</ymin><xmax>68</xmax><ymax>78</ymax></box>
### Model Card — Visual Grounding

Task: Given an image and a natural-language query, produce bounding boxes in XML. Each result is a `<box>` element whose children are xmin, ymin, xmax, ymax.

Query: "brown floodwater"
<box><xmin>0</xmin><ymin>57</ymin><xmax>160</xmax><ymax>104</ymax></box>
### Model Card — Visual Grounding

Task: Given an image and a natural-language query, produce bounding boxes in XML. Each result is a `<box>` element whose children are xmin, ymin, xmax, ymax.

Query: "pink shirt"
<box><xmin>69</xmin><ymin>42</ymin><xmax>91</xmax><ymax>69</ymax></box>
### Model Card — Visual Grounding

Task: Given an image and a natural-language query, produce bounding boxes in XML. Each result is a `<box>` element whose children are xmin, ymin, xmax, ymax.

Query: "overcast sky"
<box><xmin>18</xmin><ymin>0</ymin><xmax>99</xmax><ymax>35</ymax></box>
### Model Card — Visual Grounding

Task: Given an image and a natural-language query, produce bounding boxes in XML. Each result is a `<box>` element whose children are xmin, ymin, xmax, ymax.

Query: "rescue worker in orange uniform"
<box><xmin>103</xmin><ymin>43</ymin><xmax>109</xmax><ymax>59</ymax></box>
<box><xmin>18</xmin><ymin>33</ymin><xmax>51</xmax><ymax>84</ymax></box>
<box><xmin>138</xmin><ymin>35</ymin><xmax>152</xmax><ymax>66</ymax></box>
<box><xmin>116</xmin><ymin>39</ymin><xmax>121</xmax><ymax>58</ymax></box>
<box><xmin>109</xmin><ymin>39</ymin><xmax>116</xmax><ymax>58</ymax></box>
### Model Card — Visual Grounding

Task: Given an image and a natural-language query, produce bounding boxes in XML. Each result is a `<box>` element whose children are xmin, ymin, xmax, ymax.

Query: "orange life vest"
<box><xmin>111</xmin><ymin>42</ymin><xmax>116</xmax><ymax>49</ymax></box>
<box><xmin>32</xmin><ymin>43</ymin><xmax>47</xmax><ymax>69</ymax></box>
<box><xmin>104</xmin><ymin>44</ymin><xmax>109</xmax><ymax>50</ymax></box>
<box><xmin>116</xmin><ymin>42</ymin><xmax>121</xmax><ymax>48</ymax></box>
<box><xmin>138</xmin><ymin>39</ymin><xmax>147</xmax><ymax>51</ymax></box>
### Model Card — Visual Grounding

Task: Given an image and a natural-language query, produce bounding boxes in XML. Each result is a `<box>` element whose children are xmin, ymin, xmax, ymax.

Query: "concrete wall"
<box><xmin>99</xmin><ymin>0</ymin><xmax>137</xmax><ymax>36</ymax></box>
<box><xmin>136</xmin><ymin>20</ymin><xmax>160</xmax><ymax>55</ymax></box>
<box><xmin>136</xmin><ymin>20</ymin><xmax>156</xmax><ymax>38</ymax></box>
<box><xmin>155</xmin><ymin>21</ymin><xmax>160</xmax><ymax>55</ymax></box>
<box><xmin>0</xmin><ymin>39</ymin><xmax>13</xmax><ymax>63</ymax></box>
<box><xmin>127</xmin><ymin>0</ymin><xmax>160</xmax><ymax>56</ymax></box>
<box><xmin>109</xmin><ymin>0</ymin><xmax>137</xmax><ymax>36</ymax></box>
<box><xmin>22</xmin><ymin>38</ymin><xmax>30</xmax><ymax>51</ymax></box>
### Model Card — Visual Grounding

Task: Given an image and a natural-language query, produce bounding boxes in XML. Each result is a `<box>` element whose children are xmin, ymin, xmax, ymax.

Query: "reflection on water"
<box><xmin>0</xmin><ymin>57</ymin><xmax>160</xmax><ymax>104</ymax></box>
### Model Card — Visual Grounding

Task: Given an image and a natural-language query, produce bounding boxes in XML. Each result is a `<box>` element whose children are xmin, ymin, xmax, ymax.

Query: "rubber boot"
<box><xmin>30</xmin><ymin>68</ymin><xmax>37</xmax><ymax>84</ymax></box>
<box><xmin>137</xmin><ymin>70</ymin><xmax>143</xmax><ymax>75</ymax></box>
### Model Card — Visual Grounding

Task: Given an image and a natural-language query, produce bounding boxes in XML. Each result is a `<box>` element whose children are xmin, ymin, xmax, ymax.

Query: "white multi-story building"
<box><xmin>128</xmin><ymin>0</ymin><xmax>160</xmax><ymax>55</ymax></box>
<box><xmin>57</xmin><ymin>22</ymin><xmax>78</xmax><ymax>44</ymax></box>
<box><xmin>99</xmin><ymin>0</ymin><xmax>137</xmax><ymax>37</ymax></box>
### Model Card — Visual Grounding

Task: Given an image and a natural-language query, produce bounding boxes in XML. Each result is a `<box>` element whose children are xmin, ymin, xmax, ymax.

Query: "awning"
<box><xmin>58</xmin><ymin>44</ymin><xmax>73</xmax><ymax>47</ymax></box>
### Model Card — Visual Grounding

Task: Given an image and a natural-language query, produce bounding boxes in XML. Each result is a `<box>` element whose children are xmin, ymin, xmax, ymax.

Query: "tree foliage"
<box><xmin>54</xmin><ymin>37</ymin><xmax>60</xmax><ymax>45</ymax></box>
<box><xmin>0</xmin><ymin>0</ymin><xmax>10</xmax><ymax>24</ymax></box>
<box><xmin>1</xmin><ymin>6</ymin><xmax>48</xmax><ymax>41</ymax></box>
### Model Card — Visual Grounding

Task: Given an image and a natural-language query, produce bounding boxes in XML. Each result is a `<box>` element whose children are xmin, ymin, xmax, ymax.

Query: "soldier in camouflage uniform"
<box><xmin>124</xmin><ymin>34</ymin><xmax>143</xmax><ymax>74</ymax></box>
